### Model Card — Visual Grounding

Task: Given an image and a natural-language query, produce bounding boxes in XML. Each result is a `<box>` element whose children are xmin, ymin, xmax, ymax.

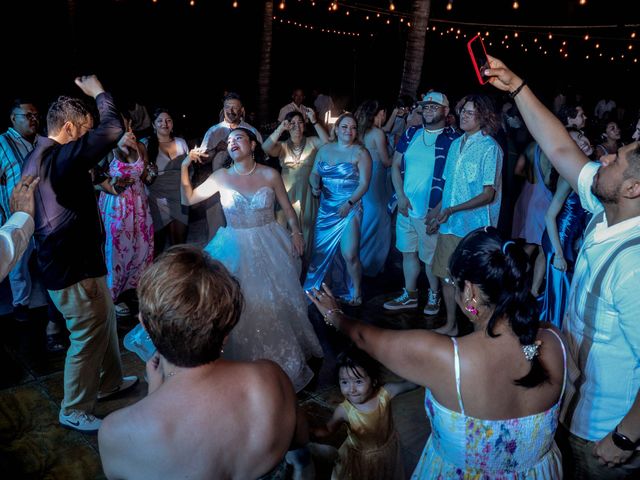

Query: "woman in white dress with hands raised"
<box><xmin>181</xmin><ymin>127</ymin><xmax>323</xmax><ymax>392</ymax></box>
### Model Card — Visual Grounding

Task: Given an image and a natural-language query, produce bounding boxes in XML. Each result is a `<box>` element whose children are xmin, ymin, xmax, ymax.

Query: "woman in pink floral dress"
<box><xmin>99</xmin><ymin>129</ymin><xmax>154</xmax><ymax>304</ymax></box>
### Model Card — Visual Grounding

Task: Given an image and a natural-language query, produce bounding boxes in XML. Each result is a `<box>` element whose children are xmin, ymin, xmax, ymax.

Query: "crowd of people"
<box><xmin>1</xmin><ymin>54</ymin><xmax>639</xmax><ymax>479</ymax></box>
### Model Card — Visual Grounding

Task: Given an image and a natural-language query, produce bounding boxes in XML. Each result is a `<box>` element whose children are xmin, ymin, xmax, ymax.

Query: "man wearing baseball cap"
<box><xmin>384</xmin><ymin>92</ymin><xmax>461</xmax><ymax>317</ymax></box>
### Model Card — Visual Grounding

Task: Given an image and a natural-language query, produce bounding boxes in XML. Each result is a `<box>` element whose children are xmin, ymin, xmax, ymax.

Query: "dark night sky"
<box><xmin>3</xmin><ymin>0</ymin><xmax>638</xmax><ymax>136</ymax></box>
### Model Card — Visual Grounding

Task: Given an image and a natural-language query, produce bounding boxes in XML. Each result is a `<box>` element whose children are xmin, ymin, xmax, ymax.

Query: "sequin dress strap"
<box><xmin>451</xmin><ymin>337</ymin><xmax>465</xmax><ymax>415</ymax></box>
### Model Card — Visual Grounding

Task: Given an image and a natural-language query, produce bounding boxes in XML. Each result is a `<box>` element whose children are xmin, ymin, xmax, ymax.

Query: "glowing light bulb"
<box><xmin>279</xmin><ymin>1</ymin><xmax>285</xmax><ymax>10</ymax></box>
<box><xmin>584</xmin><ymin>34</ymin><xmax>589</xmax><ymax>40</ymax></box>
<box><xmin>512</xmin><ymin>1</ymin><xmax>519</xmax><ymax>9</ymax></box>
<box><xmin>389</xmin><ymin>2</ymin><xmax>395</xmax><ymax>11</ymax></box>
<box><xmin>579</xmin><ymin>0</ymin><xmax>586</xmax><ymax>5</ymax></box>
<box><xmin>446</xmin><ymin>1</ymin><xmax>453</xmax><ymax>11</ymax></box>
<box><xmin>232</xmin><ymin>0</ymin><xmax>238</xmax><ymax>6</ymax></box>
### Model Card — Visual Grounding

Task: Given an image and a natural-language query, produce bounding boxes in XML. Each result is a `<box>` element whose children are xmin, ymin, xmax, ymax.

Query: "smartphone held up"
<box><xmin>467</xmin><ymin>34</ymin><xmax>490</xmax><ymax>85</ymax></box>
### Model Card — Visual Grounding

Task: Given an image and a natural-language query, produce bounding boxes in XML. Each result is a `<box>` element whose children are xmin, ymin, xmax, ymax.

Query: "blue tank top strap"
<box><xmin>544</xmin><ymin>328</ymin><xmax>567</xmax><ymax>398</ymax></box>
<box><xmin>451</xmin><ymin>337</ymin><xmax>465</xmax><ymax>415</ymax></box>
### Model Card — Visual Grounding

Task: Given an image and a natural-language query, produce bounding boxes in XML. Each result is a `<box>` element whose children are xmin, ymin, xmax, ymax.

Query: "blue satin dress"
<box><xmin>360</xmin><ymin>147</ymin><xmax>392</xmax><ymax>276</ymax></box>
<box><xmin>303</xmin><ymin>161</ymin><xmax>362</xmax><ymax>298</ymax></box>
<box><xmin>540</xmin><ymin>192</ymin><xmax>591</xmax><ymax>328</ymax></box>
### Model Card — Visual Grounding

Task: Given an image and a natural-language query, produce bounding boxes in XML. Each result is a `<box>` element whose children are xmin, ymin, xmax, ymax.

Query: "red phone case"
<box><xmin>467</xmin><ymin>35</ymin><xmax>490</xmax><ymax>85</ymax></box>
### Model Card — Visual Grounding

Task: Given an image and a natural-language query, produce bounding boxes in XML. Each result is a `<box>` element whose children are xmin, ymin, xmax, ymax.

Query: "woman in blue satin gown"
<box><xmin>303</xmin><ymin>113</ymin><xmax>372</xmax><ymax>305</ymax></box>
<box><xmin>540</xmin><ymin>129</ymin><xmax>594</xmax><ymax>328</ymax></box>
<box><xmin>355</xmin><ymin>100</ymin><xmax>393</xmax><ymax>277</ymax></box>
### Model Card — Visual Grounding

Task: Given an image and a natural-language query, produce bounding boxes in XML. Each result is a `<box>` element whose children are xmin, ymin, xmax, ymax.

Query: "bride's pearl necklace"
<box><xmin>233</xmin><ymin>161</ymin><xmax>257</xmax><ymax>176</ymax></box>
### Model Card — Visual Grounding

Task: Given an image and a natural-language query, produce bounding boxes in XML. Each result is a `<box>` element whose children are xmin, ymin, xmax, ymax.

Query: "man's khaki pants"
<box><xmin>49</xmin><ymin>276</ymin><xmax>123</xmax><ymax>414</ymax></box>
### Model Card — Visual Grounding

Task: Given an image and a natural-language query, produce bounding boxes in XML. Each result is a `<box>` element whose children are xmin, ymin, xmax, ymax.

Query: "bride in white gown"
<box><xmin>181</xmin><ymin>127</ymin><xmax>323</xmax><ymax>392</ymax></box>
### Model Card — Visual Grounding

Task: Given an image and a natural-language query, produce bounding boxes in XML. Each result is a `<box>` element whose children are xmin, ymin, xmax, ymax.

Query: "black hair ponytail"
<box><xmin>450</xmin><ymin>227</ymin><xmax>549</xmax><ymax>388</ymax></box>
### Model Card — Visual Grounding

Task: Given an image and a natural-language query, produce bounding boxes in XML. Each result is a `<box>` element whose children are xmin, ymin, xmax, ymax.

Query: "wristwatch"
<box><xmin>612</xmin><ymin>426</ymin><xmax>640</xmax><ymax>451</ymax></box>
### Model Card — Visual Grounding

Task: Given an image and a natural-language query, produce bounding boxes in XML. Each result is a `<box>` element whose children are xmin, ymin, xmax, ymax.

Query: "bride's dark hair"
<box><xmin>223</xmin><ymin>127</ymin><xmax>267</xmax><ymax>169</ymax></box>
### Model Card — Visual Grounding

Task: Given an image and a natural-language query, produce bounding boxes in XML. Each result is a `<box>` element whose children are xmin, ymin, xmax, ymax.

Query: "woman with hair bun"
<box><xmin>308</xmin><ymin>227</ymin><xmax>565</xmax><ymax>479</ymax></box>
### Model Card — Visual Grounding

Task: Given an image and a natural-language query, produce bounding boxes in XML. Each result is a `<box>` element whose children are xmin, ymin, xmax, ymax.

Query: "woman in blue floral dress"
<box><xmin>307</xmin><ymin>227</ymin><xmax>565</xmax><ymax>479</ymax></box>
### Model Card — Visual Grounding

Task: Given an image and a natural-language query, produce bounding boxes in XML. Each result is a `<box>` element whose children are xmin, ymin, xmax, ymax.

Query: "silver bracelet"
<box><xmin>323</xmin><ymin>308</ymin><xmax>344</xmax><ymax>328</ymax></box>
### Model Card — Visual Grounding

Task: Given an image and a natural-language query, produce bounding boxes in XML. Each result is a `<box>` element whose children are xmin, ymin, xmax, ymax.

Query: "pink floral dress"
<box><xmin>99</xmin><ymin>154</ymin><xmax>154</xmax><ymax>300</ymax></box>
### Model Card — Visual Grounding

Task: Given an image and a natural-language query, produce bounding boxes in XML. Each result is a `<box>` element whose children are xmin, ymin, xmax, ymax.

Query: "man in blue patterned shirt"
<box><xmin>0</xmin><ymin>99</ymin><xmax>40</xmax><ymax>320</ymax></box>
<box><xmin>431</xmin><ymin>94</ymin><xmax>504</xmax><ymax>336</ymax></box>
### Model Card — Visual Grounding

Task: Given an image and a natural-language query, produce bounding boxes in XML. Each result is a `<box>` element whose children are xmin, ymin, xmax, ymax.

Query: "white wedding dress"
<box><xmin>205</xmin><ymin>185</ymin><xmax>323</xmax><ymax>392</ymax></box>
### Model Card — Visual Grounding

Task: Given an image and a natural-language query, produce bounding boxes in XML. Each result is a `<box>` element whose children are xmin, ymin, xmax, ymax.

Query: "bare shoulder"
<box><xmin>257</xmin><ymin>165</ymin><xmax>283</xmax><ymax>189</ymax></box>
<box><xmin>228</xmin><ymin>360</ymin><xmax>296</xmax><ymax>433</ymax></box>
<box><xmin>355</xmin><ymin>144</ymin><xmax>371</xmax><ymax>161</ymax></box>
<box><xmin>212</xmin><ymin>168</ymin><xmax>228</xmax><ymax>181</ymax></box>
<box><xmin>258</xmin><ymin>164</ymin><xmax>279</xmax><ymax>179</ymax></box>
<box><xmin>250</xmin><ymin>359</ymin><xmax>295</xmax><ymax>394</ymax></box>
<box><xmin>537</xmin><ymin>327</ymin><xmax>566</xmax><ymax>378</ymax></box>
<box><xmin>371</xmin><ymin>127</ymin><xmax>386</xmax><ymax>142</ymax></box>
<box><xmin>99</xmin><ymin>400</ymin><xmax>153</xmax><ymax>453</ymax></box>
<box><xmin>317</xmin><ymin>142</ymin><xmax>334</xmax><ymax>156</ymax></box>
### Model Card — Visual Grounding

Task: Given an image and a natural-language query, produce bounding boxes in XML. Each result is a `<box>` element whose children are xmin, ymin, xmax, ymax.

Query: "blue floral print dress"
<box><xmin>412</xmin><ymin>332</ymin><xmax>565</xmax><ymax>479</ymax></box>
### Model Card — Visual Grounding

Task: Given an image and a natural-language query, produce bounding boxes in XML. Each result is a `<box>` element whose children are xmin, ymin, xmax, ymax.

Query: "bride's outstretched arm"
<box><xmin>181</xmin><ymin>149</ymin><xmax>219</xmax><ymax>206</ymax></box>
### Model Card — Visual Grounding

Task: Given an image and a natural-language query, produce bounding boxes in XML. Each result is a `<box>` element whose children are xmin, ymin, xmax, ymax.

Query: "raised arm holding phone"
<box><xmin>485</xmin><ymin>56</ymin><xmax>640</xmax><ymax>476</ymax></box>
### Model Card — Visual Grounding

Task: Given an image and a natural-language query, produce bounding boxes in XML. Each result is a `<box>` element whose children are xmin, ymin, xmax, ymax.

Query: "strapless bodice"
<box><xmin>220</xmin><ymin>186</ymin><xmax>276</xmax><ymax>229</ymax></box>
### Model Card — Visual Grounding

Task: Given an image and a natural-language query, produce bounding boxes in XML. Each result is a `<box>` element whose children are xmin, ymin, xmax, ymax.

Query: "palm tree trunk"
<box><xmin>399</xmin><ymin>0</ymin><xmax>431</xmax><ymax>100</ymax></box>
<box><xmin>258</xmin><ymin>1</ymin><xmax>274</xmax><ymax>128</ymax></box>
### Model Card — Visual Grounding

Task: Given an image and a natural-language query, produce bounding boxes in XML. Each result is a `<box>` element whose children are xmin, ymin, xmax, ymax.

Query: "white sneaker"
<box><xmin>97</xmin><ymin>375</ymin><xmax>139</xmax><ymax>401</ymax></box>
<box><xmin>59</xmin><ymin>409</ymin><xmax>102</xmax><ymax>433</ymax></box>
<box><xmin>423</xmin><ymin>288</ymin><xmax>440</xmax><ymax>315</ymax></box>
<box><xmin>383</xmin><ymin>288</ymin><xmax>418</xmax><ymax>310</ymax></box>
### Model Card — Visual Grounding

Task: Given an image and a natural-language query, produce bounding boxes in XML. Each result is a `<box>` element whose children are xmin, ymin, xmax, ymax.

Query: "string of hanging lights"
<box><xmin>267</xmin><ymin>1</ymin><xmax>639</xmax><ymax>66</ymax></box>
<box><xmin>151</xmin><ymin>0</ymin><xmax>638</xmax><ymax>65</ymax></box>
